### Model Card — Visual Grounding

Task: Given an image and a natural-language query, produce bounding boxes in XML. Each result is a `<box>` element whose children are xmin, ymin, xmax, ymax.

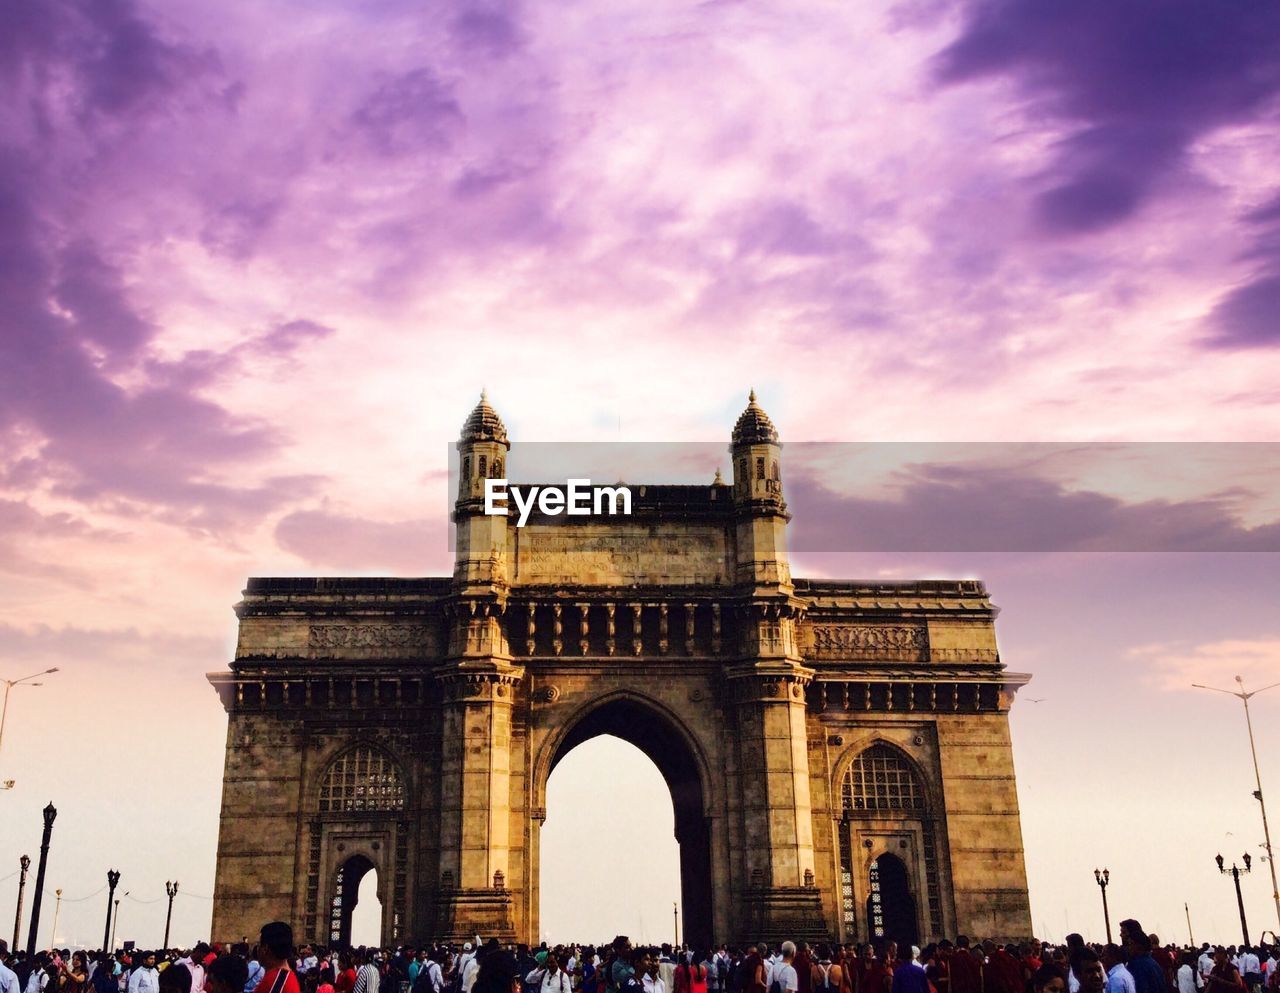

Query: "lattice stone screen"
<box><xmin>320</xmin><ymin>746</ymin><xmax>405</xmax><ymax>812</ymax></box>
<box><xmin>841</xmin><ymin>744</ymin><xmax>925</xmax><ymax>812</ymax></box>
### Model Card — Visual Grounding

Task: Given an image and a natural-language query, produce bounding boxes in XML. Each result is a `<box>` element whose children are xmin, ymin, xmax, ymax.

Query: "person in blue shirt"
<box><xmin>1119</xmin><ymin>921</ymin><xmax>1166</xmax><ymax>993</ymax></box>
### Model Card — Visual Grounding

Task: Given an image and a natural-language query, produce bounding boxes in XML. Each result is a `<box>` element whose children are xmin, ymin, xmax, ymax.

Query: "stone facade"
<box><xmin>208</xmin><ymin>393</ymin><xmax>1033</xmax><ymax>947</ymax></box>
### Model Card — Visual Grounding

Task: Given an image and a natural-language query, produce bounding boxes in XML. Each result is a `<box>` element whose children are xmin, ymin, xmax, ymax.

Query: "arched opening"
<box><xmin>540</xmin><ymin>696</ymin><xmax>713</xmax><ymax>947</ymax></box>
<box><xmin>330</xmin><ymin>854</ymin><xmax>377</xmax><ymax>949</ymax></box>
<box><xmin>839</xmin><ymin>743</ymin><xmax>943</xmax><ymax>943</ymax></box>
<box><xmin>867</xmin><ymin>852</ymin><xmax>917</xmax><ymax>948</ymax></box>
<box><xmin>541</xmin><ymin>736</ymin><xmax>679</xmax><ymax>943</ymax></box>
<box><xmin>351</xmin><ymin>867</ymin><xmax>383</xmax><ymax>948</ymax></box>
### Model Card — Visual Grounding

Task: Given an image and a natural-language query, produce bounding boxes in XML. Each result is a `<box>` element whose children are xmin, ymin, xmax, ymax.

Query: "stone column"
<box><xmin>725</xmin><ymin>599</ymin><xmax>827</xmax><ymax>942</ymax></box>
<box><xmin>435</xmin><ymin>668</ymin><xmax>521</xmax><ymax>941</ymax></box>
<box><xmin>434</xmin><ymin>596</ymin><xmax>523</xmax><ymax>941</ymax></box>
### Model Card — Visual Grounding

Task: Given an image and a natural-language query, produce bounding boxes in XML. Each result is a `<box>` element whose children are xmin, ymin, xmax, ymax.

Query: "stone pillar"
<box><xmin>434</xmin><ymin>594</ymin><xmax>523</xmax><ymax>942</ymax></box>
<box><xmin>435</xmin><ymin>667</ymin><xmax>522</xmax><ymax>941</ymax></box>
<box><xmin>727</xmin><ymin>663</ymin><xmax>827</xmax><ymax>942</ymax></box>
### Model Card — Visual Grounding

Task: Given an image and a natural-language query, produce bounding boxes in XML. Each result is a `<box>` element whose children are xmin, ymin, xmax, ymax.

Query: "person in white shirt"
<box><xmin>178</xmin><ymin>946</ymin><xmax>208</xmax><ymax>993</ymax></box>
<box><xmin>1177</xmin><ymin>953</ymin><xmax>1198</xmax><ymax>993</ymax></box>
<box><xmin>0</xmin><ymin>942</ymin><xmax>23</xmax><ymax>993</ymax></box>
<box><xmin>773</xmin><ymin>945</ymin><xmax>799</xmax><ymax>993</ymax></box>
<box><xmin>128</xmin><ymin>954</ymin><xmax>160</xmax><ymax>993</ymax></box>
<box><xmin>529</xmin><ymin>954</ymin><xmax>571</xmax><ymax>993</ymax></box>
<box><xmin>461</xmin><ymin>953</ymin><xmax>481</xmax><ymax>993</ymax></box>
<box><xmin>1198</xmin><ymin>947</ymin><xmax>1215</xmax><ymax>990</ymax></box>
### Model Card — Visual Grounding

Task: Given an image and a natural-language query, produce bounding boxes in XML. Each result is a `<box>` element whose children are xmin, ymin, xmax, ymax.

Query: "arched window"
<box><xmin>478</xmin><ymin>455</ymin><xmax>487</xmax><ymax>477</ymax></box>
<box><xmin>463</xmin><ymin>457</ymin><xmax>471</xmax><ymax>480</ymax></box>
<box><xmin>320</xmin><ymin>745</ymin><xmax>405</xmax><ymax>813</ymax></box>
<box><xmin>492</xmin><ymin>458</ymin><xmax>503</xmax><ymax>478</ymax></box>
<box><xmin>841</xmin><ymin>744</ymin><xmax>925</xmax><ymax>813</ymax></box>
<box><xmin>755</xmin><ymin>457</ymin><xmax>765</xmax><ymax>481</ymax></box>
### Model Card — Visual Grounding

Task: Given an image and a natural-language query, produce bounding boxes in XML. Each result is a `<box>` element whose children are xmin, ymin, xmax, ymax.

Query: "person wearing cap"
<box><xmin>254</xmin><ymin>925</ymin><xmax>300</xmax><ymax>993</ymax></box>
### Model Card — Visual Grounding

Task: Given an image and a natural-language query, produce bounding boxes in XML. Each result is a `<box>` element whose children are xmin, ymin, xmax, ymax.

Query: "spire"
<box><xmin>460</xmin><ymin>391</ymin><xmax>508</xmax><ymax>445</ymax></box>
<box><xmin>732</xmin><ymin>389</ymin><xmax>778</xmax><ymax>445</ymax></box>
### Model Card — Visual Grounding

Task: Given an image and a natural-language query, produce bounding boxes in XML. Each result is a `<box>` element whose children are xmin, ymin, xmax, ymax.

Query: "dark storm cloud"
<box><xmin>787</xmin><ymin>460</ymin><xmax>1280</xmax><ymax>552</ymax></box>
<box><xmin>934</xmin><ymin>0</ymin><xmax>1280</xmax><ymax>236</ymax></box>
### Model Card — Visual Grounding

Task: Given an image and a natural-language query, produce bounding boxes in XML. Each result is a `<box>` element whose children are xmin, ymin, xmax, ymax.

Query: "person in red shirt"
<box><xmin>335</xmin><ymin>953</ymin><xmax>357</xmax><ymax>993</ymax></box>
<box><xmin>254</xmin><ymin>924</ymin><xmax>301</xmax><ymax>993</ymax></box>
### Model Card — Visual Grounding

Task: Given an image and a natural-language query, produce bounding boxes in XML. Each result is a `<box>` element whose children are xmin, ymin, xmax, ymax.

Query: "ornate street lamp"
<box><xmin>11</xmin><ymin>854</ymin><xmax>29</xmax><ymax>950</ymax></box>
<box><xmin>25</xmin><ymin>803</ymin><xmax>56</xmax><ymax>955</ymax></box>
<box><xmin>103</xmin><ymin>870</ymin><xmax>121</xmax><ymax>951</ymax></box>
<box><xmin>1094</xmin><ymin>867</ymin><xmax>1112</xmax><ymax>943</ymax></box>
<box><xmin>163</xmin><ymin>881</ymin><xmax>179</xmax><ymax>950</ymax></box>
<box><xmin>1216</xmin><ymin>852</ymin><xmax>1253</xmax><ymax>946</ymax></box>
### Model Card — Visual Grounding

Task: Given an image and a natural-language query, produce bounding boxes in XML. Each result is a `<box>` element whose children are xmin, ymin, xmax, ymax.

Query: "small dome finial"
<box><xmin>460</xmin><ymin>390</ymin><xmax>509</xmax><ymax>445</ymax></box>
<box><xmin>748</xmin><ymin>388</ymin><xmax>757</xmax><ymax>403</ymax></box>
<box><xmin>732</xmin><ymin>390</ymin><xmax>778</xmax><ymax>445</ymax></box>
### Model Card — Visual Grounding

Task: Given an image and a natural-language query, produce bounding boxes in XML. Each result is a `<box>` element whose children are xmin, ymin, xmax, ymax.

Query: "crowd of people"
<box><xmin>2</xmin><ymin>918</ymin><xmax>1279</xmax><ymax>993</ymax></box>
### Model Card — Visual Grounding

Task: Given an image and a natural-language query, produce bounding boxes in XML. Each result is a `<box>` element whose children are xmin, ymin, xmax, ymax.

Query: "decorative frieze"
<box><xmin>308</xmin><ymin>623</ymin><xmax>432</xmax><ymax>655</ymax></box>
<box><xmin>810</xmin><ymin>624</ymin><xmax>928</xmax><ymax>660</ymax></box>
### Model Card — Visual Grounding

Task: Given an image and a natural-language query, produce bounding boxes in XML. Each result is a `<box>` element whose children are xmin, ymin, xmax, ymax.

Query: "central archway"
<box><xmin>539</xmin><ymin>694</ymin><xmax>714</xmax><ymax>947</ymax></box>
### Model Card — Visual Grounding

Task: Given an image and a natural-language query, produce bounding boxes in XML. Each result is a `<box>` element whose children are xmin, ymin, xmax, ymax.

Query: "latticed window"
<box><xmin>842</xmin><ymin>744</ymin><xmax>925</xmax><ymax>812</ymax></box>
<box><xmin>320</xmin><ymin>746</ymin><xmax>405</xmax><ymax>813</ymax></box>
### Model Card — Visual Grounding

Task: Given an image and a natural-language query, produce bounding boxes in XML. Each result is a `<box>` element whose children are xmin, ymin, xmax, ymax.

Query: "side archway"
<box><xmin>837</xmin><ymin>741</ymin><xmax>944</xmax><ymax>943</ymax></box>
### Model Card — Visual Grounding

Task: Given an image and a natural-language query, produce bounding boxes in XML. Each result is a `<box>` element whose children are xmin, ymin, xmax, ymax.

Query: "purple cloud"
<box><xmin>935</xmin><ymin>0</ymin><xmax>1280</xmax><ymax>235</ymax></box>
<box><xmin>1203</xmin><ymin>192</ymin><xmax>1280</xmax><ymax>349</ymax></box>
<box><xmin>788</xmin><ymin>460</ymin><xmax>1280</xmax><ymax>552</ymax></box>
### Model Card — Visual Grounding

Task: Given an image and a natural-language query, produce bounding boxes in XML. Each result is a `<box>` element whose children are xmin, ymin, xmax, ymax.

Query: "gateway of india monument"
<box><xmin>208</xmin><ymin>393</ymin><xmax>1033</xmax><ymax>948</ymax></box>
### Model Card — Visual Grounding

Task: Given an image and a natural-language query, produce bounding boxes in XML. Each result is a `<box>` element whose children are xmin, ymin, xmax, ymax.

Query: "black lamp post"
<box><xmin>25</xmin><ymin>803</ymin><xmax>56</xmax><ymax>955</ymax></box>
<box><xmin>1094</xmin><ymin>867</ymin><xmax>1113</xmax><ymax>943</ymax></box>
<box><xmin>11</xmin><ymin>854</ymin><xmax>29</xmax><ymax>950</ymax></box>
<box><xmin>1217</xmin><ymin>852</ymin><xmax>1253</xmax><ymax>946</ymax></box>
<box><xmin>163</xmin><ymin>881</ymin><xmax>179</xmax><ymax>950</ymax></box>
<box><xmin>103</xmin><ymin>869</ymin><xmax>120</xmax><ymax>951</ymax></box>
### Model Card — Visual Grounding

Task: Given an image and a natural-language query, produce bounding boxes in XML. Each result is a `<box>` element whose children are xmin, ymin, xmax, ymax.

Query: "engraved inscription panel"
<box><xmin>515</xmin><ymin>526</ymin><xmax>728</xmax><ymax>585</ymax></box>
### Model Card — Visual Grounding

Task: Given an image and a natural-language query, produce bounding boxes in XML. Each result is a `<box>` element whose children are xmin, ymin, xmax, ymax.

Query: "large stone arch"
<box><xmin>530</xmin><ymin>687</ymin><xmax>717</xmax><ymax>948</ymax></box>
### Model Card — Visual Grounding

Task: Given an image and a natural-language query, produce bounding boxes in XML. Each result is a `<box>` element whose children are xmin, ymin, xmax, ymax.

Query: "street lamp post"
<box><xmin>111</xmin><ymin>893</ymin><xmax>127</xmax><ymax>952</ymax></box>
<box><xmin>11</xmin><ymin>854</ymin><xmax>29</xmax><ymax>950</ymax></box>
<box><xmin>1193</xmin><ymin>676</ymin><xmax>1280</xmax><ymax>932</ymax></box>
<box><xmin>164</xmin><ymin>881</ymin><xmax>179</xmax><ymax>950</ymax></box>
<box><xmin>1094</xmin><ymin>868</ymin><xmax>1112</xmax><ymax>943</ymax></box>
<box><xmin>50</xmin><ymin>889</ymin><xmax>62</xmax><ymax>948</ymax></box>
<box><xmin>1216</xmin><ymin>852</ymin><xmax>1253</xmax><ymax>947</ymax></box>
<box><xmin>25</xmin><ymin>802</ymin><xmax>56</xmax><ymax>955</ymax></box>
<box><xmin>103</xmin><ymin>870</ymin><xmax>120</xmax><ymax>952</ymax></box>
<box><xmin>0</xmin><ymin>668</ymin><xmax>60</xmax><ymax>789</ymax></box>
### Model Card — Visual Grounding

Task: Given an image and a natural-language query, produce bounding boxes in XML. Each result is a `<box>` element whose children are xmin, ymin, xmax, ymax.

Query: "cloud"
<box><xmin>1202</xmin><ymin>192</ymin><xmax>1280</xmax><ymax>349</ymax></box>
<box><xmin>934</xmin><ymin>0</ymin><xmax>1280</xmax><ymax>235</ymax></box>
<box><xmin>1130</xmin><ymin>637</ymin><xmax>1280</xmax><ymax>693</ymax></box>
<box><xmin>787</xmin><ymin>460</ymin><xmax>1280</xmax><ymax>552</ymax></box>
<box><xmin>0</xmin><ymin>621</ymin><xmax>225</xmax><ymax>673</ymax></box>
<box><xmin>274</xmin><ymin>509</ymin><xmax>449</xmax><ymax>573</ymax></box>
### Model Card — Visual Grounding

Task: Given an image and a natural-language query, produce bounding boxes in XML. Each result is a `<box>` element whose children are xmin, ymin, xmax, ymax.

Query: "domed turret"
<box><xmin>731</xmin><ymin>389</ymin><xmax>779</xmax><ymax>446</ymax></box>
<box><xmin>460</xmin><ymin>389</ymin><xmax>509</xmax><ymax>445</ymax></box>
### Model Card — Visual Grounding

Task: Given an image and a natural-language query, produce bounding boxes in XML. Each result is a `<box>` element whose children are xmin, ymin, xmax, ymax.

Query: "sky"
<box><xmin>2</xmin><ymin>0</ymin><xmax>1280</xmax><ymax>951</ymax></box>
